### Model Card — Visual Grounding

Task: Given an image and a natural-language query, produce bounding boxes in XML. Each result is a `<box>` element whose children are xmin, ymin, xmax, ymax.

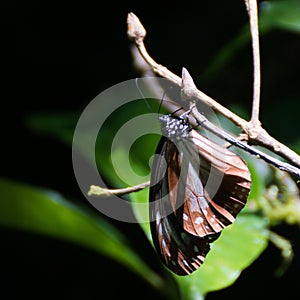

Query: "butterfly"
<box><xmin>149</xmin><ymin>111</ymin><xmax>251</xmax><ymax>275</ymax></box>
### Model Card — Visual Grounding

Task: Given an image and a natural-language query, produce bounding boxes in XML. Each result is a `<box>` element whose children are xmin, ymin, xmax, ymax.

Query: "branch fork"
<box><xmin>88</xmin><ymin>1</ymin><xmax>300</xmax><ymax>197</ymax></box>
<box><xmin>125</xmin><ymin>9</ymin><xmax>300</xmax><ymax>170</ymax></box>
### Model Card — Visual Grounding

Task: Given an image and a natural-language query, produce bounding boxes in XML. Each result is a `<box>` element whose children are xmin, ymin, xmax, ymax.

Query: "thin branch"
<box><xmin>269</xmin><ymin>231</ymin><xmax>294</xmax><ymax>277</ymax></box>
<box><xmin>127</xmin><ymin>13</ymin><xmax>246</xmax><ymax>127</ymax></box>
<box><xmin>246</xmin><ymin>0</ymin><xmax>261</xmax><ymax>127</ymax></box>
<box><xmin>181</xmin><ymin>68</ymin><xmax>300</xmax><ymax>178</ymax></box>
<box><xmin>88</xmin><ymin>181</ymin><xmax>150</xmax><ymax>197</ymax></box>
<box><xmin>127</xmin><ymin>12</ymin><xmax>300</xmax><ymax>169</ymax></box>
<box><xmin>90</xmin><ymin>67</ymin><xmax>300</xmax><ymax>199</ymax></box>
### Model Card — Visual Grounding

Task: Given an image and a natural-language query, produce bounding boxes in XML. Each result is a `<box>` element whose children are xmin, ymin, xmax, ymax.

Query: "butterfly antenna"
<box><xmin>135</xmin><ymin>78</ymin><xmax>154</xmax><ymax>113</ymax></box>
<box><xmin>157</xmin><ymin>90</ymin><xmax>169</xmax><ymax>114</ymax></box>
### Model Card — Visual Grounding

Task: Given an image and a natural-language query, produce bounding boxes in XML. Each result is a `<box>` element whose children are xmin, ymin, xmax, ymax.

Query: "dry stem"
<box><xmin>182</xmin><ymin>68</ymin><xmax>300</xmax><ymax>178</ymax></box>
<box><xmin>245</xmin><ymin>0</ymin><xmax>261</xmax><ymax>128</ymax></box>
<box><xmin>90</xmin><ymin>6</ymin><xmax>300</xmax><ymax>197</ymax></box>
<box><xmin>127</xmin><ymin>12</ymin><xmax>300</xmax><ymax>170</ymax></box>
<box><xmin>89</xmin><ymin>181</ymin><xmax>150</xmax><ymax>197</ymax></box>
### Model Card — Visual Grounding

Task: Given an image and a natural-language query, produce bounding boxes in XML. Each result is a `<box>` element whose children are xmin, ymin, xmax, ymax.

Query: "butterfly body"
<box><xmin>149</xmin><ymin>113</ymin><xmax>251</xmax><ymax>275</ymax></box>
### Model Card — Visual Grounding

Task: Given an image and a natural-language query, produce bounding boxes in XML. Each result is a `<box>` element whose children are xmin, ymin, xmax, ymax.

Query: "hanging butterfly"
<box><xmin>149</xmin><ymin>110</ymin><xmax>251</xmax><ymax>275</ymax></box>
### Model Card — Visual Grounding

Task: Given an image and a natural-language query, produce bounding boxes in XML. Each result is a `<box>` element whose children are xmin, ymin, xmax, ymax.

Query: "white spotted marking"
<box><xmin>183</xmin><ymin>259</ymin><xmax>189</xmax><ymax>266</ymax></box>
<box><xmin>195</xmin><ymin>216</ymin><xmax>204</xmax><ymax>224</ymax></box>
<box><xmin>183</xmin><ymin>213</ymin><xmax>189</xmax><ymax>221</ymax></box>
<box><xmin>158</xmin><ymin>223</ymin><xmax>163</xmax><ymax>236</ymax></box>
<box><xmin>156</xmin><ymin>211</ymin><xmax>161</xmax><ymax>221</ymax></box>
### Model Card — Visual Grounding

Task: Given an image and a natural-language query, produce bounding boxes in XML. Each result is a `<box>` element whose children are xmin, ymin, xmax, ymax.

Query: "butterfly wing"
<box><xmin>180</xmin><ymin>130</ymin><xmax>251</xmax><ymax>237</ymax></box>
<box><xmin>149</xmin><ymin>123</ymin><xmax>251</xmax><ymax>275</ymax></box>
<box><xmin>149</xmin><ymin>137</ymin><xmax>220</xmax><ymax>275</ymax></box>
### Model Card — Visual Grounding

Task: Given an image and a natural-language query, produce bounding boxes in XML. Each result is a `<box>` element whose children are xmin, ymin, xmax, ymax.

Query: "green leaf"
<box><xmin>176</xmin><ymin>214</ymin><xmax>269</xmax><ymax>299</ymax></box>
<box><xmin>132</xmin><ymin>190</ymin><xmax>269</xmax><ymax>299</ymax></box>
<box><xmin>0</xmin><ymin>178</ymin><xmax>165</xmax><ymax>291</ymax></box>
<box><xmin>260</xmin><ymin>0</ymin><xmax>300</xmax><ymax>33</ymax></box>
<box><xmin>130</xmin><ymin>186</ymin><xmax>152</xmax><ymax>242</ymax></box>
<box><xmin>131</xmin><ymin>170</ymin><xmax>269</xmax><ymax>299</ymax></box>
<box><xmin>26</xmin><ymin>112</ymin><xmax>78</xmax><ymax>145</ymax></box>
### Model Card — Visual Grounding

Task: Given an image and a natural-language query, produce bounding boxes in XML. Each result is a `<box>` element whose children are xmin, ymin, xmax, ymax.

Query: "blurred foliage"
<box><xmin>202</xmin><ymin>0</ymin><xmax>300</xmax><ymax>79</ymax></box>
<box><xmin>0</xmin><ymin>178</ymin><xmax>165</xmax><ymax>291</ymax></box>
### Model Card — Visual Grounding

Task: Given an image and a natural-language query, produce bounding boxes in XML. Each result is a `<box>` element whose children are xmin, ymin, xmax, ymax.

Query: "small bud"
<box><xmin>127</xmin><ymin>12</ymin><xmax>146</xmax><ymax>42</ymax></box>
<box><xmin>181</xmin><ymin>67</ymin><xmax>198</xmax><ymax>103</ymax></box>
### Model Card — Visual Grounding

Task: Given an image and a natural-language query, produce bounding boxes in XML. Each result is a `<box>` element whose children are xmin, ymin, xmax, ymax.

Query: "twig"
<box><xmin>269</xmin><ymin>231</ymin><xmax>294</xmax><ymax>277</ymax></box>
<box><xmin>245</xmin><ymin>0</ymin><xmax>261</xmax><ymax>127</ymax></box>
<box><xmin>127</xmin><ymin>12</ymin><xmax>300</xmax><ymax>169</ymax></box>
<box><xmin>127</xmin><ymin>13</ymin><xmax>245</xmax><ymax>127</ymax></box>
<box><xmin>88</xmin><ymin>181</ymin><xmax>150</xmax><ymax>197</ymax></box>
<box><xmin>89</xmin><ymin>68</ymin><xmax>300</xmax><ymax>199</ymax></box>
<box><xmin>181</xmin><ymin>68</ymin><xmax>300</xmax><ymax>178</ymax></box>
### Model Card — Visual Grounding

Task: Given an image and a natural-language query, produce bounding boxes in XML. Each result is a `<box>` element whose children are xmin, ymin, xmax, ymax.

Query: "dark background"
<box><xmin>5</xmin><ymin>0</ymin><xmax>300</xmax><ymax>299</ymax></box>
